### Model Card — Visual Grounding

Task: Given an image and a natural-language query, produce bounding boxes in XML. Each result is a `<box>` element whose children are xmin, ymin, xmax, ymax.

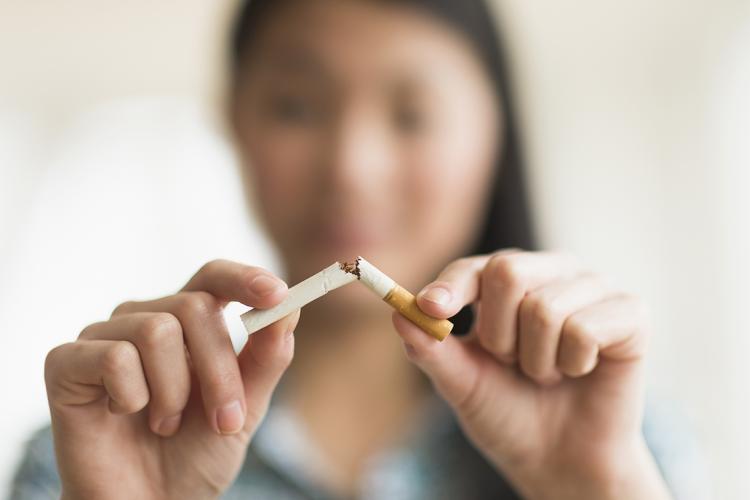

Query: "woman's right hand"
<box><xmin>44</xmin><ymin>260</ymin><xmax>299</xmax><ymax>500</ymax></box>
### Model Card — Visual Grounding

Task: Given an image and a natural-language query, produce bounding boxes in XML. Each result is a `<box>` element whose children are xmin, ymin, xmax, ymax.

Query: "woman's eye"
<box><xmin>394</xmin><ymin>107</ymin><xmax>426</xmax><ymax>134</ymax></box>
<box><xmin>268</xmin><ymin>95</ymin><xmax>319</xmax><ymax>124</ymax></box>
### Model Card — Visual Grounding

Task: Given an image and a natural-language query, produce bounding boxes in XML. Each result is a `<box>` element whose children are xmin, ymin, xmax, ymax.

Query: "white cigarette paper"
<box><xmin>241</xmin><ymin>262</ymin><xmax>357</xmax><ymax>335</ymax></box>
<box><xmin>356</xmin><ymin>257</ymin><xmax>395</xmax><ymax>298</ymax></box>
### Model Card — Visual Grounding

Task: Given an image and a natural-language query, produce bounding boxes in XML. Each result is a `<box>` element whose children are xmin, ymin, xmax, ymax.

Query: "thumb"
<box><xmin>392</xmin><ymin>311</ymin><xmax>484</xmax><ymax>411</ymax></box>
<box><xmin>236</xmin><ymin>309</ymin><xmax>300</xmax><ymax>432</ymax></box>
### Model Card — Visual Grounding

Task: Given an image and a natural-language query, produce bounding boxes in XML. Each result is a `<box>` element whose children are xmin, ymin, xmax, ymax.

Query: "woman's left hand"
<box><xmin>392</xmin><ymin>250</ymin><xmax>672</xmax><ymax>500</ymax></box>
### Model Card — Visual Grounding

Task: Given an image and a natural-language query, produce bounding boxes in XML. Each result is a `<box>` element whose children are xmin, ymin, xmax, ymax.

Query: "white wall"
<box><xmin>1</xmin><ymin>0</ymin><xmax>748</xmax><ymax>498</ymax></box>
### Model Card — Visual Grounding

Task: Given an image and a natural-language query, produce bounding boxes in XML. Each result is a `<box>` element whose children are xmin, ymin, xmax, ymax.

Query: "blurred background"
<box><xmin>1</xmin><ymin>0</ymin><xmax>748</xmax><ymax>498</ymax></box>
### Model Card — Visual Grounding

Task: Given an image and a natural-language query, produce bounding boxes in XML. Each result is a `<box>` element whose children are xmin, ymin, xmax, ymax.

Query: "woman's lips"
<box><xmin>308</xmin><ymin>222</ymin><xmax>390</xmax><ymax>252</ymax></box>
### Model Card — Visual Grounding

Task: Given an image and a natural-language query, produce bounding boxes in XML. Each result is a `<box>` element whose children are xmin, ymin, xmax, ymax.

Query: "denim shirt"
<box><xmin>9</xmin><ymin>394</ymin><xmax>710</xmax><ymax>500</ymax></box>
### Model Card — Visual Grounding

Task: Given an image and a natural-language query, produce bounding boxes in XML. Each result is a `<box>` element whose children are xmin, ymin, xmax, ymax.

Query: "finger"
<box><xmin>416</xmin><ymin>256</ymin><xmax>492</xmax><ymax>318</ymax></box>
<box><xmin>78</xmin><ymin>313</ymin><xmax>191</xmax><ymax>437</ymax></box>
<box><xmin>391</xmin><ymin>311</ymin><xmax>485</xmax><ymax>413</ymax></box>
<box><xmin>45</xmin><ymin>340</ymin><xmax>149</xmax><ymax>415</ymax></box>
<box><xmin>112</xmin><ymin>260</ymin><xmax>288</xmax><ymax>318</ymax></box>
<box><xmin>237</xmin><ymin>310</ymin><xmax>301</xmax><ymax>433</ymax></box>
<box><xmin>183</xmin><ymin>259</ymin><xmax>288</xmax><ymax>308</ymax></box>
<box><xmin>477</xmin><ymin>251</ymin><xmax>580</xmax><ymax>363</ymax></box>
<box><xmin>416</xmin><ymin>250</ymin><xmax>525</xmax><ymax>319</ymax></box>
<box><xmin>558</xmin><ymin>294</ymin><xmax>650</xmax><ymax>378</ymax></box>
<box><xmin>517</xmin><ymin>274</ymin><xmax>611</xmax><ymax>384</ymax></box>
<box><xmin>112</xmin><ymin>292</ymin><xmax>248</xmax><ymax>435</ymax></box>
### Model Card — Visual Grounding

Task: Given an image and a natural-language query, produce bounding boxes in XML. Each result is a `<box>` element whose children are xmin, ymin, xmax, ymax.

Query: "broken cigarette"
<box><xmin>240</xmin><ymin>256</ymin><xmax>453</xmax><ymax>341</ymax></box>
<box><xmin>354</xmin><ymin>257</ymin><xmax>453</xmax><ymax>341</ymax></box>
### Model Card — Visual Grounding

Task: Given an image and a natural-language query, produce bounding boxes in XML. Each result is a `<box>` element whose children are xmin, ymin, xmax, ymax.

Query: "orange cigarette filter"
<box><xmin>383</xmin><ymin>284</ymin><xmax>453</xmax><ymax>341</ymax></box>
<box><xmin>346</xmin><ymin>257</ymin><xmax>453</xmax><ymax>341</ymax></box>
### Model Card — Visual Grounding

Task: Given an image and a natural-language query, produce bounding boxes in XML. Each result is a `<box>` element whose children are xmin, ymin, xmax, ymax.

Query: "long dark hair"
<box><xmin>229</xmin><ymin>0</ymin><xmax>536</xmax><ymax>333</ymax></box>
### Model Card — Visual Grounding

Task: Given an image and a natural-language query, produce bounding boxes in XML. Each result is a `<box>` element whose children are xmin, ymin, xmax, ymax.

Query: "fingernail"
<box><xmin>216</xmin><ymin>400</ymin><xmax>244</xmax><ymax>434</ymax></box>
<box><xmin>157</xmin><ymin>413</ymin><xmax>182</xmax><ymax>436</ymax></box>
<box><xmin>420</xmin><ymin>286</ymin><xmax>452</xmax><ymax>306</ymax></box>
<box><xmin>250</xmin><ymin>274</ymin><xmax>284</xmax><ymax>298</ymax></box>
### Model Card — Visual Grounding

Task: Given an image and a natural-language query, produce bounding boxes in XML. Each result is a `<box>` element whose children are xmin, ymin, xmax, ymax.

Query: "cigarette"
<box><xmin>354</xmin><ymin>257</ymin><xmax>453</xmax><ymax>341</ymax></box>
<box><xmin>240</xmin><ymin>257</ymin><xmax>453</xmax><ymax>341</ymax></box>
<box><xmin>240</xmin><ymin>262</ymin><xmax>358</xmax><ymax>335</ymax></box>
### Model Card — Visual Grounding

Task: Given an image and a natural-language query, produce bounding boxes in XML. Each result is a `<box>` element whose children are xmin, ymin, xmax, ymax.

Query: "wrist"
<box><xmin>499</xmin><ymin>437</ymin><xmax>672</xmax><ymax>500</ymax></box>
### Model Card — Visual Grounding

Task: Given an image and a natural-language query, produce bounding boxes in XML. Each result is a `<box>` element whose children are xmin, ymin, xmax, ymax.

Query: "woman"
<box><xmin>12</xmin><ymin>0</ymin><xmax>705</xmax><ymax>498</ymax></box>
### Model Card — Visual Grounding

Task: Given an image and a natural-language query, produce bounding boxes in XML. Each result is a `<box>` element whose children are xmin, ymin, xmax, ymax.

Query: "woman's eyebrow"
<box><xmin>256</xmin><ymin>48</ymin><xmax>328</xmax><ymax>77</ymax></box>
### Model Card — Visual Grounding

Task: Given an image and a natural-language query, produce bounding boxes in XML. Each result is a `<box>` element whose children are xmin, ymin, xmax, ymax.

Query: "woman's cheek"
<box><xmin>251</xmin><ymin>124</ymin><xmax>320</xmax><ymax>185</ymax></box>
<box><xmin>406</xmin><ymin>127</ymin><xmax>495</xmax><ymax>254</ymax></box>
<box><xmin>247</xmin><ymin>132</ymin><xmax>320</xmax><ymax>229</ymax></box>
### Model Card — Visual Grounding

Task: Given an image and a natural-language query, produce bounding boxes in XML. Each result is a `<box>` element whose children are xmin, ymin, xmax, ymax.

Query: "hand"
<box><xmin>44</xmin><ymin>260</ymin><xmax>299</xmax><ymax>500</ymax></box>
<box><xmin>392</xmin><ymin>250</ymin><xmax>672</xmax><ymax>500</ymax></box>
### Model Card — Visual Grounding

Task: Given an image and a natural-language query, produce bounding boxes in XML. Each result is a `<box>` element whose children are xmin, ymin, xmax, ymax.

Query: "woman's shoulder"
<box><xmin>9</xmin><ymin>426</ymin><xmax>61</xmax><ymax>500</ymax></box>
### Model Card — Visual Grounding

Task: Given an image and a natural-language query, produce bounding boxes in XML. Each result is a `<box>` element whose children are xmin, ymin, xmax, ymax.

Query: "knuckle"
<box><xmin>475</xmin><ymin>323</ymin><xmax>515</xmax><ymax>361</ymax></box>
<box><xmin>563</xmin><ymin>316</ymin><xmax>594</xmax><ymax>348</ymax></box>
<box><xmin>176</xmin><ymin>291</ymin><xmax>220</xmax><ymax>317</ymax></box>
<box><xmin>526</xmin><ymin>296</ymin><xmax>561</xmax><ymax>333</ymax></box>
<box><xmin>274</xmin><ymin>348</ymin><xmax>294</xmax><ymax>371</ymax></box>
<box><xmin>240</xmin><ymin>265</ymin><xmax>265</xmax><ymax>285</ymax></box>
<box><xmin>526</xmin><ymin>366</ymin><xmax>561</xmax><ymax>387</ymax></box>
<box><xmin>136</xmin><ymin>313</ymin><xmax>181</xmax><ymax>349</ymax></box>
<box><xmin>560</xmin><ymin>357</ymin><xmax>591</xmax><ymax>378</ymax></box>
<box><xmin>518</xmin><ymin>356</ymin><xmax>543</xmax><ymax>379</ymax></box>
<box><xmin>561</xmin><ymin>336</ymin><xmax>597</xmax><ymax>376</ymax></box>
<box><xmin>44</xmin><ymin>343</ymin><xmax>72</xmax><ymax>379</ymax></box>
<box><xmin>204</xmin><ymin>368</ymin><xmax>240</xmax><ymax>395</ymax></box>
<box><xmin>534</xmin><ymin>372</ymin><xmax>562</xmax><ymax>386</ymax></box>
<box><xmin>198</xmin><ymin>259</ymin><xmax>228</xmax><ymax>278</ymax></box>
<box><xmin>156</xmin><ymin>386</ymin><xmax>190</xmax><ymax>414</ymax></box>
<box><xmin>101</xmin><ymin>341</ymin><xmax>140</xmax><ymax>375</ymax></box>
<box><xmin>249</xmin><ymin>334</ymin><xmax>295</xmax><ymax>372</ymax></box>
<box><xmin>275</xmin><ymin>338</ymin><xmax>295</xmax><ymax>366</ymax></box>
<box><xmin>495</xmin><ymin>350</ymin><xmax>517</xmax><ymax>364</ymax></box>
<box><xmin>199</xmin><ymin>259</ymin><xmax>221</xmax><ymax>273</ymax></box>
<box><xmin>239</xmin><ymin>268</ymin><xmax>257</xmax><ymax>289</ymax></box>
<box><xmin>115</xmin><ymin>391</ymin><xmax>150</xmax><ymax>415</ymax></box>
<box><xmin>485</xmin><ymin>254</ymin><xmax>523</xmax><ymax>290</ymax></box>
<box><xmin>111</xmin><ymin>300</ymin><xmax>136</xmax><ymax>317</ymax></box>
<box><xmin>524</xmin><ymin>371</ymin><xmax>547</xmax><ymax>385</ymax></box>
<box><xmin>447</xmin><ymin>256</ymin><xmax>473</xmax><ymax>272</ymax></box>
<box><xmin>519</xmin><ymin>356</ymin><xmax>557</xmax><ymax>385</ymax></box>
<box><xmin>78</xmin><ymin>321</ymin><xmax>105</xmax><ymax>340</ymax></box>
<box><xmin>263</xmin><ymin>333</ymin><xmax>296</xmax><ymax>368</ymax></box>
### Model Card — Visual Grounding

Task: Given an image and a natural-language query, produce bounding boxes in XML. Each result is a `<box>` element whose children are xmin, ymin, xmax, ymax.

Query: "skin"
<box><xmin>44</xmin><ymin>1</ymin><xmax>672</xmax><ymax>499</ymax></box>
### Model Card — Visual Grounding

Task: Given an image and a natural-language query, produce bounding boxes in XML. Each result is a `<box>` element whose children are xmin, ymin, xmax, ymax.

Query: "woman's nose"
<box><xmin>325</xmin><ymin>107</ymin><xmax>397</xmax><ymax>195</ymax></box>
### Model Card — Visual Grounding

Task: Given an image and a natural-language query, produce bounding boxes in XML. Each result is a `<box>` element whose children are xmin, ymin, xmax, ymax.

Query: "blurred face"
<box><xmin>232</xmin><ymin>0</ymin><xmax>501</xmax><ymax>312</ymax></box>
